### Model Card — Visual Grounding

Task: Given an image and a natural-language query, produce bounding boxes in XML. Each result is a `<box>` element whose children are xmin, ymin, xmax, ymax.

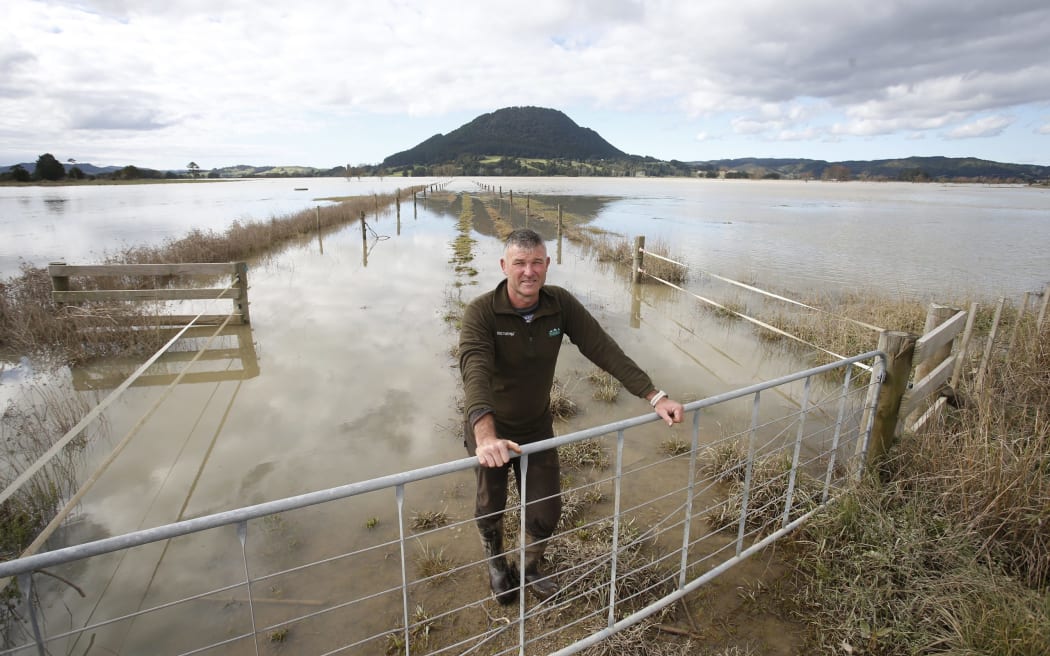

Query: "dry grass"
<box><xmin>786</xmin><ymin>320</ymin><xmax>1050</xmax><ymax>655</ymax></box>
<box><xmin>706</xmin><ymin>452</ymin><xmax>824</xmax><ymax>535</ymax></box>
<box><xmin>701</xmin><ymin>440</ymin><xmax>748</xmax><ymax>484</ymax></box>
<box><xmin>410</xmin><ymin>509</ymin><xmax>449</xmax><ymax>531</ymax></box>
<box><xmin>641</xmin><ymin>239</ymin><xmax>688</xmax><ymax>285</ymax></box>
<box><xmin>550</xmin><ymin>378</ymin><xmax>579</xmax><ymax>420</ymax></box>
<box><xmin>414</xmin><ymin>542</ymin><xmax>456</xmax><ymax>581</ymax></box>
<box><xmin>587</xmin><ymin>369</ymin><xmax>621</xmax><ymax>402</ymax></box>
<box><xmin>559</xmin><ymin>438</ymin><xmax>610</xmax><ymax>471</ymax></box>
<box><xmin>659</xmin><ymin>438</ymin><xmax>690</xmax><ymax>457</ymax></box>
<box><xmin>549</xmin><ymin>517</ymin><xmax>674</xmax><ymax>615</ymax></box>
<box><xmin>1</xmin><ymin>381</ymin><xmax>96</xmax><ymax>562</ymax></box>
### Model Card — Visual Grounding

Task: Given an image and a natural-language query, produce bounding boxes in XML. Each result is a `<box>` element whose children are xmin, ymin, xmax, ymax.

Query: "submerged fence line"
<box><xmin>638</xmin><ymin>247</ymin><xmax>885</xmax><ymax>333</ymax></box>
<box><xmin>1</xmin><ymin>350</ymin><xmax>884</xmax><ymax>656</ymax></box>
<box><xmin>640</xmin><ymin>265</ymin><xmax>871</xmax><ymax>372</ymax></box>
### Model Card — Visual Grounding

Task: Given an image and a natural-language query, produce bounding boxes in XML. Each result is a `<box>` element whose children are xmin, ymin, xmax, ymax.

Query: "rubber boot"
<box><xmin>481</xmin><ymin>531</ymin><xmax>519</xmax><ymax>605</ymax></box>
<box><xmin>523</xmin><ymin>535</ymin><xmax>559</xmax><ymax>601</ymax></box>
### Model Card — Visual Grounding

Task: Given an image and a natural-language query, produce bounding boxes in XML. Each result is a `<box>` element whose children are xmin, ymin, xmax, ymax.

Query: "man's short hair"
<box><xmin>504</xmin><ymin>228</ymin><xmax>545</xmax><ymax>252</ymax></box>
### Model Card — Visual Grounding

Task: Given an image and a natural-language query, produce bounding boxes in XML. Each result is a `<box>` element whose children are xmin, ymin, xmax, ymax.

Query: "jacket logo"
<box><xmin>548</xmin><ymin>328</ymin><xmax>562</xmax><ymax>337</ymax></box>
<box><xmin>496</xmin><ymin>331</ymin><xmax>516</xmax><ymax>337</ymax></box>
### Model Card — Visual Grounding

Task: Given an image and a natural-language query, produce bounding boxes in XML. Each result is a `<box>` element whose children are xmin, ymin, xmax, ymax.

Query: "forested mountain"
<box><xmin>382</xmin><ymin>106</ymin><xmax>626</xmax><ymax>166</ymax></box>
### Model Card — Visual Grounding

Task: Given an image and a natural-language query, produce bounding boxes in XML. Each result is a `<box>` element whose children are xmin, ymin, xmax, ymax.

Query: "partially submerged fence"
<box><xmin>632</xmin><ymin>238</ymin><xmax>1049</xmax><ymax>440</ymax></box>
<box><xmin>0</xmin><ymin>351</ymin><xmax>885</xmax><ymax>655</ymax></box>
<box><xmin>48</xmin><ymin>261</ymin><xmax>250</xmax><ymax>326</ymax></box>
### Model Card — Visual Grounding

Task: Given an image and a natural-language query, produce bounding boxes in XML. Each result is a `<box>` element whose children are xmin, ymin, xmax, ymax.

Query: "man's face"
<box><xmin>501</xmin><ymin>243</ymin><xmax>550</xmax><ymax>307</ymax></box>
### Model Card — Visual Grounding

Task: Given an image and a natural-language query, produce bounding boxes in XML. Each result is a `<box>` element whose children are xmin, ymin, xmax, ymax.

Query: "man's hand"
<box><xmin>472</xmin><ymin>414</ymin><xmax>522</xmax><ymax>467</ymax></box>
<box><xmin>654</xmin><ymin>397</ymin><xmax>685</xmax><ymax>426</ymax></box>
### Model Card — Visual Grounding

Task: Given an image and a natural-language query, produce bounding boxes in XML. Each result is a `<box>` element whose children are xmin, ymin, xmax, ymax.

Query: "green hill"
<box><xmin>696</xmin><ymin>156</ymin><xmax>1050</xmax><ymax>182</ymax></box>
<box><xmin>382</xmin><ymin>106</ymin><xmax>626</xmax><ymax>167</ymax></box>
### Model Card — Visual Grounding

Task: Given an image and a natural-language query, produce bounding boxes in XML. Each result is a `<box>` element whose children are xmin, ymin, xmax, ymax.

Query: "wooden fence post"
<box><xmin>1037</xmin><ymin>282</ymin><xmax>1049</xmax><ymax>328</ymax></box>
<box><xmin>632</xmin><ymin>236</ymin><xmax>645</xmax><ymax>284</ymax></box>
<box><xmin>977</xmin><ymin>297</ymin><xmax>1006</xmax><ymax>390</ymax></box>
<box><xmin>50</xmin><ymin>261</ymin><xmax>69</xmax><ymax>309</ymax></box>
<box><xmin>950</xmin><ymin>301</ymin><xmax>979</xmax><ymax>390</ymax></box>
<box><xmin>866</xmin><ymin>330</ymin><xmax>916</xmax><ymax>469</ymax></box>
<box><xmin>233</xmin><ymin>262</ymin><xmax>250</xmax><ymax>324</ymax></box>
<box><xmin>557</xmin><ymin>205</ymin><xmax>563</xmax><ymax>239</ymax></box>
<box><xmin>361</xmin><ymin>211</ymin><xmax>368</xmax><ymax>267</ymax></box>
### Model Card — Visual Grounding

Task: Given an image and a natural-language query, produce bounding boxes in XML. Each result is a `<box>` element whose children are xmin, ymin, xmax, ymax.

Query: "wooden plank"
<box><xmin>73</xmin><ymin>368</ymin><xmax>258</xmax><ymax>390</ymax></box>
<box><xmin>74</xmin><ymin>314</ymin><xmax>242</xmax><ymax>327</ymax></box>
<box><xmin>908</xmin><ymin>396</ymin><xmax>948</xmax><ymax>434</ymax></box>
<box><xmin>951</xmin><ymin>302</ymin><xmax>979</xmax><ymax>389</ymax></box>
<box><xmin>54</xmin><ymin>288</ymin><xmax>240</xmax><ymax>302</ymax></box>
<box><xmin>901</xmin><ymin>355</ymin><xmax>955</xmax><ymax>417</ymax></box>
<box><xmin>913</xmin><ymin>310</ymin><xmax>966</xmax><ymax>364</ymax></box>
<box><xmin>48</xmin><ymin>263</ymin><xmax>237</xmax><ymax>277</ymax></box>
<box><xmin>977</xmin><ymin>298</ymin><xmax>1006</xmax><ymax>390</ymax></box>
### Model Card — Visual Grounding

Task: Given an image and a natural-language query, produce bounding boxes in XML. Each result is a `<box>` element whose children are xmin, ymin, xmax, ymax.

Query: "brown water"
<box><xmin>10</xmin><ymin>190</ymin><xmax>871</xmax><ymax>653</ymax></box>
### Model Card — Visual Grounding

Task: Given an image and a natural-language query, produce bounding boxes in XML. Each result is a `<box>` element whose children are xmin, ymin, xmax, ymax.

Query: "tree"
<box><xmin>8</xmin><ymin>164</ymin><xmax>31</xmax><ymax>182</ymax></box>
<box><xmin>115</xmin><ymin>165</ymin><xmax>141</xmax><ymax>180</ymax></box>
<box><xmin>187</xmin><ymin>162</ymin><xmax>200</xmax><ymax>178</ymax></box>
<box><xmin>34</xmin><ymin>153</ymin><xmax>66</xmax><ymax>181</ymax></box>
<box><xmin>822</xmin><ymin>164</ymin><xmax>852</xmax><ymax>181</ymax></box>
<box><xmin>68</xmin><ymin>166</ymin><xmax>86</xmax><ymax>180</ymax></box>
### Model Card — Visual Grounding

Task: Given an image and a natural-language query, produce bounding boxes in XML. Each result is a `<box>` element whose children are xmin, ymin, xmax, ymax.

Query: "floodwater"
<box><xmin>2</xmin><ymin>178</ymin><xmax>1046</xmax><ymax>653</ymax></box>
<box><xmin>2</xmin><ymin>177</ymin><xmax>1047</xmax><ymax>299</ymax></box>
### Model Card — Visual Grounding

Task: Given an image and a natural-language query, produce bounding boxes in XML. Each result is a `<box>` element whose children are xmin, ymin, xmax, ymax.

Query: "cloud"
<box><xmin>5</xmin><ymin>1</ymin><xmax>1050</xmax><ymax>165</ymax></box>
<box><xmin>70</xmin><ymin>106</ymin><xmax>172</xmax><ymax>131</ymax></box>
<box><xmin>944</xmin><ymin>115</ymin><xmax>1013</xmax><ymax>139</ymax></box>
<box><xmin>1038</xmin><ymin>122</ymin><xmax>1050</xmax><ymax>135</ymax></box>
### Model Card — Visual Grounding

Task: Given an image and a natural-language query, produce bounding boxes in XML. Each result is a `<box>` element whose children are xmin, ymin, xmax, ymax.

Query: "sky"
<box><xmin>3</xmin><ymin>0</ymin><xmax>1050</xmax><ymax>171</ymax></box>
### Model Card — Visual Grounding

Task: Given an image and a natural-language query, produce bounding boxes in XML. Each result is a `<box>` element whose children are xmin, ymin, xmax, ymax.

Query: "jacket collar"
<box><xmin>492</xmin><ymin>279</ymin><xmax>558</xmax><ymax>316</ymax></box>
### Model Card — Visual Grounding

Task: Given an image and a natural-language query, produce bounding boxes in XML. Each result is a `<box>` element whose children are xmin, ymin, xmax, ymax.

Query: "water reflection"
<box><xmin>70</xmin><ymin>324</ymin><xmax>259</xmax><ymax>391</ymax></box>
<box><xmin>43</xmin><ymin>196</ymin><xmax>68</xmax><ymax>214</ymax></box>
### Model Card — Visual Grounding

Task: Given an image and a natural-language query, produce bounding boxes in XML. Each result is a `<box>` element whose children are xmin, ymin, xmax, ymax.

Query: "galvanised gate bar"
<box><xmin>1</xmin><ymin>350</ymin><xmax>884</xmax><ymax>656</ymax></box>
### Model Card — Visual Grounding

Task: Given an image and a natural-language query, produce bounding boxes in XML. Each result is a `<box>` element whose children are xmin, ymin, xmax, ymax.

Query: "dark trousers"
<box><xmin>464</xmin><ymin>422</ymin><xmax>562</xmax><ymax>543</ymax></box>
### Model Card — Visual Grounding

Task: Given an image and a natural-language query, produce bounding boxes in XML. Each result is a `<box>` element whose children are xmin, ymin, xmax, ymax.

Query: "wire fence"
<box><xmin>637</xmin><ymin>246</ymin><xmax>882</xmax><ymax>371</ymax></box>
<box><xmin>1</xmin><ymin>350</ymin><xmax>884</xmax><ymax>656</ymax></box>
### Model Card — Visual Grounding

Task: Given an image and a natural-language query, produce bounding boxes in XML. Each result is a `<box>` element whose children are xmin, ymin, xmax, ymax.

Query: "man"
<box><xmin>459</xmin><ymin>228</ymin><xmax>685</xmax><ymax>604</ymax></box>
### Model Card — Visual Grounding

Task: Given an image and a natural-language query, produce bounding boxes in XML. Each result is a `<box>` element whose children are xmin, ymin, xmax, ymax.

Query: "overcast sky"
<box><xmin>4</xmin><ymin>0</ymin><xmax>1050</xmax><ymax>170</ymax></box>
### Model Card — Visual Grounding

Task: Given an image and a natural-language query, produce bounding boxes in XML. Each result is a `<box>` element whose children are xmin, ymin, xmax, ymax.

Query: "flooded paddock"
<box><xmin>4</xmin><ymin>178</ymin><xmax>1043</xmax><ymax>653</ymax></box>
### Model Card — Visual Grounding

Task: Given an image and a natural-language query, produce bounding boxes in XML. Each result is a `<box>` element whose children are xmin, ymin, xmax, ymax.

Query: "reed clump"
<box><xmin>787</xmin><ymin>319</ymin><xmax>1050</xmax><ymax>655</ymax></box>
<box><xmin>586</xmin><ymin>369</ymin><xmax>621</xmax><ymax>402</ymax></box>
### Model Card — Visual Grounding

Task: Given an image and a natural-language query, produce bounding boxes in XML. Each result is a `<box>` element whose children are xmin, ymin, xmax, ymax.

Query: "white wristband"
<box><xmin>649</xmin><ymin>390</ymin><xmax>667</xmax><ymax>407</ymax></box>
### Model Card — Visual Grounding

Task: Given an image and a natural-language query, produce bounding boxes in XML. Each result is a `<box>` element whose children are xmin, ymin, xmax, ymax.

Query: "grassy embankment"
<box><xmin>0</xmin><ymin>188</ymin><xmax>420</xmax><ymax>593</ymax></box>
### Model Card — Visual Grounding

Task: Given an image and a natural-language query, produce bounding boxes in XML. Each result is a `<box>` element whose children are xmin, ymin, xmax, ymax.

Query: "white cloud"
<box><xmin>944</xmin><ymin>115</ymin><xmax>1013</xmax><ymax>139</ymax></box>
<box><xmin>5</xmin><ymin>1</ymin><xmax>1050</xmax><ymax>166</ymax></box>
<box><xmin>1038</xmin><ymin>122</ymin><xmax>1050</xmax><ymax>135</ymax></box>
